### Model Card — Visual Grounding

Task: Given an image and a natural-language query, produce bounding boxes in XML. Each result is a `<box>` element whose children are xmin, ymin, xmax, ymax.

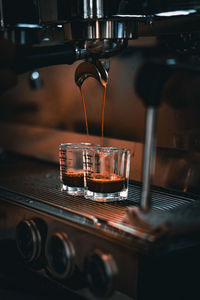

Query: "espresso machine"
<box><xmin>0</xmin><ymin>1</ymin><xmax>200</xmax><ymax>299</ymax></box>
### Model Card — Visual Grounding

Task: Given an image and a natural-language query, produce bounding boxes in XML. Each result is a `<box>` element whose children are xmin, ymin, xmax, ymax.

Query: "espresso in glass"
<box><xmin>62</xmin><ymin>170</ymin><xmax>84</xmax><ymax>188</ymax></box>
<box><xmin>87</xmin><ymin>173</ymin><xmax>125</xmax><ymax>193</ymax></box>
<box><xmin>59</xmin><ymin>143</ymin><xmax>97</xmax><ymax>196</ymax></box>
<box><xmin>84</xmin><ymin>146</ymin><xmax>130</xmax><ymax>202</ymax></box>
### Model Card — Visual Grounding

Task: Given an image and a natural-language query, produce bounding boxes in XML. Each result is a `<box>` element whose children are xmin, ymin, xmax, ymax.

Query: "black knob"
<box><xmin>135</xmin><ymin>60</ymin><xmax>172</xmax><ymax>108</ymax></box>
<box><xmin>16</xmin><ymin>219</ymin><xmax>42</xmax><ymax>263</ymax></box>
<box><xmin>46</xmin><ymin>232</ymin><xmax>75</xmax><ymax>279</ymax></box>
<box><xmin>84</xmin><ymin>249</ymin><xmax>118</xmax><ymax>298</ymax></box>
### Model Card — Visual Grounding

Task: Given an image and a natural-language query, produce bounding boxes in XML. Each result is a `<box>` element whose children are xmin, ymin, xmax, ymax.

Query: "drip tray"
<box><xmin>0</xmin><ymin>154</ymin><xmax>199</xmax><ymax>242</ymax></box>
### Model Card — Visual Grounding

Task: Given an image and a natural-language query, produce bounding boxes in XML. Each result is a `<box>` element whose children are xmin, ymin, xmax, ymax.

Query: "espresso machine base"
<box><xmin>0</xmin><ymin>153</ymin><xmax>200</xmax><ymax>300</ymax></box>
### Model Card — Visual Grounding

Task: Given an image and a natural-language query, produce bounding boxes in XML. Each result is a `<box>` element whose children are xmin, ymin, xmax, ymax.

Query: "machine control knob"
<box><xmin>46</xmin><ymin>232</ymin><xmax>75</xmax><ymax>279</ymax></box>
<box><xmin>84</xmin><ymin>249</ymin><xmax>118</xmax><ymax>297</ymax></box>
<box><xmin>16</xmin><ymin>219</ymin><xmax>42</xmax><ymax>263</ymax></box>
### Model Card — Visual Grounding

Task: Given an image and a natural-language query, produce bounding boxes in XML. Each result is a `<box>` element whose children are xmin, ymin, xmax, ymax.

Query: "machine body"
<box><xmin>1</xmin><ymin>2</ymin><xmax>200</xmax><ymax>299</ymax></box>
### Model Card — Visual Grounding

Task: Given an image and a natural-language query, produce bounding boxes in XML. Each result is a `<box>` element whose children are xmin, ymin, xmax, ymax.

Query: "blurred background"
<box><xmin>1</xmin><ymin>36</ymin><xmax>200</xmax><ymax>150</ymax></box>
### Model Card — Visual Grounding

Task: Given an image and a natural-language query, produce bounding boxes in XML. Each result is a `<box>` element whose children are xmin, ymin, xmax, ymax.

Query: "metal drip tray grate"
<box><xmin>0</xmin><ymin>155</ymin><xmax>198</xmax><ymax>241</ymax></box>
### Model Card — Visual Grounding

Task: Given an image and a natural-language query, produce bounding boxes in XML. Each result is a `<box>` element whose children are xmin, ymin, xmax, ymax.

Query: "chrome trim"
<box><xmin>83</xmin><ymin>0</ymin><xmax>104</xmax><ymax>19</ymax></box>
<box><xmin>96</xmin><ymin>0</ymin><xmax>104</xmax><ymax>18</ymax></box>
<box><xmin>155</xmin><ymin>9</ymin><xmax>197</xmax><ymax>17</ymax></box>
<box><xmin>14</xmin><ymin>23</ymin><xmax>42</xmax><ymax>29</ymax></box>
<box><xmin>0</xmin><ymin>187</ymin><xmax>161</xmax><ymax>243</ymax></box>
<box><xmin>75</xmin><ymin>59</ymin><xmax>108</xmax><ymax>88</ymax></box>
<box><xmin>113</xmin><ymin>14</ymin><xmax>147</xmax><ymax>18</ymax></box>
<box><xmin>2</xmin><ymin>26</ymin><xmax>41</xmax><ymax>45</ymax></box>
<box><xmin>141</xmin><ymin>107</ymin><xmax>157</xmax><ymax>212</ymax></box>
<box><xmin>83</xmin><ymin>0</ymin><xmax>93</xmax><ymax>19</ymax></box>
<box><xmin>0</xmin><ymin>0</ymin><xmax>4</xmax><ymax>28</ymax></box>
<box><xmin>16</xmin><ymin>219</ymin><xmax>42</xmax><ymax>262</ymax></box>
<box><xmin>64</xmin><ymin>20</ymin><xmax>138</xmax><ymax>40</ymax></box>
<box><xmin>46</xmin><ymin>232</ymin><xmax>75</xmax><ymax>279</ymax></box>
<box><xmin>85</xmin><ymin>249</ymin><xmax>118</xmax><ymax>297</ymax></box>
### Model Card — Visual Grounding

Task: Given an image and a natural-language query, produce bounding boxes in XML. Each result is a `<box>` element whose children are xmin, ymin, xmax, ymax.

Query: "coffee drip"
<box><xmin>79</xmin><ymin>79</ymin><xmax>107</xmax><ymax>137</ymax></box>
<box><xmin>75</xmin><ymin>60</ymin><xmax>125</xmax><ymax>195</ymax></box>
<box><xmin>101</xmin><ymin>80</ymin><xmax>107</xmax><ymax>137</ymax></box>
<box><xmin>75</xmin><ymin>59</ymin><xmax>108</xmax><ymax>138</ymax></box>
<box><xmin>79</xmin><ymin>87</ymin><xmax>89</xmax><ymax>136</ymax></box>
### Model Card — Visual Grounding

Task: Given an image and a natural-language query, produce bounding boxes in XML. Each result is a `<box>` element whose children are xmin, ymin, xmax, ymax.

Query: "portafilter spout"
<box><xmin>75</xmin><ymin>59</ymin><xmax>109</xmax><ymax>88</ymax></box>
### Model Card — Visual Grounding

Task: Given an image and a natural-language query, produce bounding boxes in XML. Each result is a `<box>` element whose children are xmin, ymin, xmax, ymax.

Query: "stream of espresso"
<box><xmin>78</xmin><ymin>81</ymin><xmax>125</xmax><ymax>193</ymax></box>
<box><xmin>101</xmin><ymin>80</ymin><xmax>107</xmax><ymax>138</ymax></box>
<box><xmin>79</xmin><ymin>81</ymin><xmax>107</xmax><ymax>138</ymax></box>
<box><xmin>79</xmin><ymin>87</ymin><xmax>89</xmax><ymax>136</ymax></box>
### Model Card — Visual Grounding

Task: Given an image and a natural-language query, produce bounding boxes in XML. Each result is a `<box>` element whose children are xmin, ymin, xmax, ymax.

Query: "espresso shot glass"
<box><xmin>83</xmin><ymin>146</ymin><xmax>131</xmax><ymax>202</ymax></box>
<box><xmin>59</xmin><ymin>143</ymin><xmax>97</xmax><ymax>196</ymax></box>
